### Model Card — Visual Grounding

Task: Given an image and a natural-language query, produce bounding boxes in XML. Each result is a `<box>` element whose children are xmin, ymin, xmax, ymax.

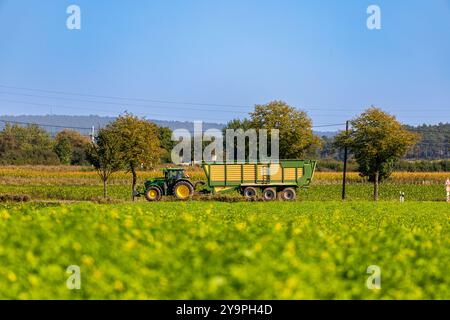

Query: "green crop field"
<box><xmin>0</xmin><ymin>166</ymin><xmax>448</xmax><ymax>202</ymax></box>
<box><xmin>0</xmin><ymin>184</ymin><xmax>445</xmax><ymax>202</ymax></box>
<box><xmin>1</xmin><ymin>201</ymin><xmax>449</xmax><ymax>299</ymax></box>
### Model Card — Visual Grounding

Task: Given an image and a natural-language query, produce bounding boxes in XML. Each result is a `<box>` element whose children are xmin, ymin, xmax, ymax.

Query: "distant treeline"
<box><xmin>404</xmin><ymin>123</ymin><xmax>450</xmax><ymax>159</ymax></box>
<box><xmin>0</xmin><ymin>119</ymin><xmax>448</xmax><ymax>171</ymax></box>
<box><xmin>0</xmin><ymin>123</ymin><xmax>173</xmax><ymax>166</ymax></box>
<box><xmin>319</xmin><ymin>123</ymin><xmax>449</xmax><ymax>161</ymax></box>
<box><xmin>317</xmin><ymin>158</ymin><xmax>450</xmax><ymax>172</ymax></box>
<box><xmin>0</xmin><ymin>123</ymin><xmax>89</xmax><ymax>166</ymax></box>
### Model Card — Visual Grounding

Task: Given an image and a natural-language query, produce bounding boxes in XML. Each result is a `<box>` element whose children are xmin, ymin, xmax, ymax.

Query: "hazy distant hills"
<box><xmin>0</xmin><ymin>114</ymin><xmax>336</xmax><ymax>136</ymax></box>
<box><xmin>0</xmin><ymin>115</ymin><xmax>226</xmax><ymax>134</ymax></box>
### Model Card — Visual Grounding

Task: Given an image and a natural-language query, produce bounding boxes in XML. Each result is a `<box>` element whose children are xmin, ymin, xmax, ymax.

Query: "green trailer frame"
<box><xmin>202</xmin><ymin>159</ymin><xmax>317</xmax><ymax>194</ymax></box>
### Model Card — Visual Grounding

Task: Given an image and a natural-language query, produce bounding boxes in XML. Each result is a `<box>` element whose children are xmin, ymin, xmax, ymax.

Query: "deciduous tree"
<box><xmin>86</xmin><ymin>128</ymin><xmax>122</xmax><ymax>198</ymax></box>
<box><xmin>250</xmin><ymin>101</ymin><xmax>321</xmax><ymax>159</ymax></box>
<box><xmin>109</xmin><ymin>113</ymin><xmax>162</xmax><ymax>200</ymax></box>
<box><xmin>54</xmin><ymin>130</ymin><xmax>91</xmax><ymax>165</ymax></box>
<box><xmin>334</xmin><ymin>107</ymin><xmax>420</xmax><ymax>200</ymax></box>
<box><xmin>54</xmin><ymin>137</ymin><xmax>72</xmax><ymax>165</ymax></box>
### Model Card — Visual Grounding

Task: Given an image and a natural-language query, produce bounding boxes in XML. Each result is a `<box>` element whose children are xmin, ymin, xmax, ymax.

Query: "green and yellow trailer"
<box><xmin>202</xmin><ymin>160</ymin><xmax>317</xmax><ymax>200</ymax></box>
<box><xmin>139</xmin><ymin>160</ymin><xmax>317</xmax><ymax>201</ymax></box>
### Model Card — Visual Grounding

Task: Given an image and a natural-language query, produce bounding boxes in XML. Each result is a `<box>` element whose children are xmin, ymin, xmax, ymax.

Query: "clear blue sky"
<box><xmin>1</xmin><ymin>0</ymin><xmax>449</xmax><ymax>128</ymax></box>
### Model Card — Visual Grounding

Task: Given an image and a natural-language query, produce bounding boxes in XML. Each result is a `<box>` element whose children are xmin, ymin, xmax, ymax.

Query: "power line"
<box><xmin>0</xmin><ymin>99</ymin><xmax>232</xmax><ymax>123</ymax></box>
<box><xmin>3</xmin><ymin>84</ymin><xmax>450</xmax><ymax>114</ymax></box>
<box><xmin>312</xmin><ymin>123</ymin><xmax>346</xmax><ymax>128</ymax></box>
<box><xmin>0</xmin><ymin>117</ymin><xmax>348</xmax><ymax>132</ymax></box>
<box><xmin>0</xmin><ymin>91</ymin><xmax>251</xmax><ymax>115</ymax></box>
<box><xmin>0</xmin><ymin>84</ymin><xmax>449</xmax><ymax>126</ymax></box>
<box><xmin>0</xmin><ymin>84</ymin><xmax>253</xmax><ymax>109</ymax></box>
<box><xmin>0</xmin><ymin>98</ymin><xmax>363</xmax><ymax>124</ymax></box>
<box><xmin>0</xmin><ymin>90</ymin><xmax>386</xmax><ymax>114</ymax></box>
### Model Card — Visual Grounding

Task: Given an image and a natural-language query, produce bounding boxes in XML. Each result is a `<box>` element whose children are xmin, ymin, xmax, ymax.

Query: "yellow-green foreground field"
<box><xmin>0</xmin><ymin>166</ymin><xmax>449</xmax><ymax>299</ymax></box>
<box><xmin>0</xmin><ymin>201</ymin><xmax>449</xmax><ymax>299</ymax></box>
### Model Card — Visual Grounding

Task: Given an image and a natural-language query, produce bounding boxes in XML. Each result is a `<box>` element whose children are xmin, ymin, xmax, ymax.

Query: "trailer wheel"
<box><xmin>174</xmin><ymin>181</ymin><xmax>194</xmax><ymax>200</ymax></box>
<box><xmin>263</xmin><ymin>188</ymin><xmax>277</xmax><ymax>201</ymax></box>
<box><xmin>145</xmin><ymin>187</ymin><xmax>162</xmax><ymax>202</ymax></box>
<box><xmin>281</xmin><ymin>188</ymin><xmax>296</xmax><ymax>201</ymax></box>
<box><xmin>243</xmin><ymin>187</ymin><xmax>257</xmax><ymax>199</ymax></box>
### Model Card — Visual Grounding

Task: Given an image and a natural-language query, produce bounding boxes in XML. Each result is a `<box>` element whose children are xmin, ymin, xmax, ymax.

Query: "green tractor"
<box><xmin>138</xmin><ymin>168</ymin><xmax>198</xmax><ymax>201</ymax></box>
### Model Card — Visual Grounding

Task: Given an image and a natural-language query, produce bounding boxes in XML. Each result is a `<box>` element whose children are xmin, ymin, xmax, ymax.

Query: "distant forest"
<box><xmin>404</xmin><ymin>124</ymin><xmax>450</xmax><ymax>159</ymax></box>
<box><xmin>319</xmin><ymin>123</ymin><xmax>449</xmax><ymax>161</ymax></box>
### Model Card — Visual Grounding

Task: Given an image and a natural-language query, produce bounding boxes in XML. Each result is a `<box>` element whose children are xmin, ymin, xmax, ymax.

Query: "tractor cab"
<box><xmin>164</xmin><ymin>168</ymin><xmax>188</xmax><ymax>182</ymax></box>
<box><xmin>140</xmin><ymin>167</ymin><xmax>194</xmax><ymax>202</ymax></box>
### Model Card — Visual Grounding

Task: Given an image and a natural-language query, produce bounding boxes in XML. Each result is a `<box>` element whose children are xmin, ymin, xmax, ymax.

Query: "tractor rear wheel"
<box><xmin>243</xmin><ymin>187</ymin><xmax>257</xmax><ymax>199</ymax></box>
<box><xmin>174</xmin><ymin>181</ymin><xmax>194</xmax><ymax>200</ymax></box>
<box><xmin>145</xmin><ymin>187</ymin><xmax>162</xmax><ymax>202</ymax></box>
<box><xmin>263</xmin><ymin>188</ymin><xmax>277</xmax><ymax>201</ymax></box>
<box><xmin>280</xmin><ymin>188</ymin><xmax>296</xmax><ymax>201</ymax></box>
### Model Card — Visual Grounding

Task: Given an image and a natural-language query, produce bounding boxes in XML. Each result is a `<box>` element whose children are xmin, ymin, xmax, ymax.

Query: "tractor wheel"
<box><xmin>174</xmin><ymin>181</ymin><xmax>194</xmax><ymax>200</ymax></box>
<box><xmin>144</xmin><ymin>187</ymin><xmax>162</xmax><ymax>202</ymax></box>
<box><xmin>243</xmin><ymin>187</ymin><xmax>257</xmax><ymax>200</ymax></box>
<box><xmin>280</xmin><ymin>188</ymin><xmax>296</xmax><ymax>201</ymax></box>
<box><xmin>262</xmin><ymin>188</ymin><xmax>277</xmax><ymax>201</ymax></box>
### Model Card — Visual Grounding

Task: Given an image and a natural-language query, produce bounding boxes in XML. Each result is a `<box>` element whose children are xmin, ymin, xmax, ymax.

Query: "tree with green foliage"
<box><xmin>54</xmin><ymin>130</ymin><xmax>91</xmax><ymax>165</ymax></box>
<box><xmin>250</xmin><ymin>101</ymin><xmax>322</xmax><ymax>159</ymax></box>
<box><xmin>86</xmin><ymin>127</ymin><xmax>123</xmax><ymax>198</ymax></box>
<box><xmin>108</xmin><ymin>113</ymin><xmax>162</xmax><ymax>200</ymax></box>
<box><xmin>158</xmin><ymin>126</ymin><xmax>174</xmax><ymax>163</ymax></box>
<box><xmin>335</xmin><ymin>108</ymin><xmax>420</xmax><ymax>201</ymax></box>
<box><xmin>54</xmin><ymin>137</ymin><xmax>72</xmax><ymax>165</ymax></box>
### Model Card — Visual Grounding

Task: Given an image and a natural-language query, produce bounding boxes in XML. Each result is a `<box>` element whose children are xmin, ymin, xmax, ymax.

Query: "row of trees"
<box><xmin>0</xmin><ymin>121</ymin><xmax>173</xmax><ymax>167</ymax></box>
<box><xmin>0</xmin><ymin>101</ymin><xmax>426</xmax><ymax>201</ymax></box>
<box><xmin>87</xmin><ymin>103</ymin><xmax>323</xmax><ymax>199</ymax></box>
<box><xmin>89</xmin><ymin>103</ymin><xmax>421</xmax><ymax>201</ymax></box>
<box><xmin>223</xmin><ymin>102</ymin><xmax>420</xmax><ymax>201</ymax></box>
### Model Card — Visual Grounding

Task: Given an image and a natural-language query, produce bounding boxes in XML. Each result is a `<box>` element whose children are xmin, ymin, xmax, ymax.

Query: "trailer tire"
<box><xmin>281</xmin><ymin>188</ymin><xmax>296</xmax><ymax>201</ymax></box>
<box><xmin>263</xmin><ymin>188</ymin><xmax>277</xmax><ymax>201</ymax></box>
<box><xmin>243</xmin><ymin>187</ymin><xmax>257</xmax><ymax>199</ymax></box>
<box><xmin>174</xmin><ymin>181</ymin><xmax>194</xmax><ymax>200</ymax></box>
<box><xmin>144</xmin><ymin>186</ymin><xmax>162</xmax><ymax>202</ymax></box>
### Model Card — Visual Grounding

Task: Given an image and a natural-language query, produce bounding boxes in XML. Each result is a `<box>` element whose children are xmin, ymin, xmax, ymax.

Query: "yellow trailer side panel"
<box><xmin>210</xmin><ymin>165</ymin><xmax>225</xmax><ymax>181</ymax></box>
<box><xmin>284</xmin><ymin>168</ymin><xmax>296</xmax><ymax>181</ymax></box>
<box><xmin>243</xmin><ymin>165</ymin><xmax>255</xmax><ymax>181</ymax></box>
<box><xmin>226</xmin><ymin>165</ymin><xmax>242</xmax><ymax>181</ymax></box>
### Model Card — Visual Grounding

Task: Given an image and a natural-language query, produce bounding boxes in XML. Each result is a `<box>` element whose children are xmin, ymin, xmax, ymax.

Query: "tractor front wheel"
<box><xmin>145</xmin><ymin>187</ymin><xmax>162</xmax><ymax>202</ymax></box>
<box><xmin>174</xmin><ymin>181</ymin><xmax>194</xmax><ymax>200</ymax></box>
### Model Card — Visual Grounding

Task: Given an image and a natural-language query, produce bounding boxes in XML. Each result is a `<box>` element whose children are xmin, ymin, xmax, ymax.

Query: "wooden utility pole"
<box><xmin>342</xmin><ymin>120</ymin><xmax>349</xmax><ymax>200</ymax></box>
